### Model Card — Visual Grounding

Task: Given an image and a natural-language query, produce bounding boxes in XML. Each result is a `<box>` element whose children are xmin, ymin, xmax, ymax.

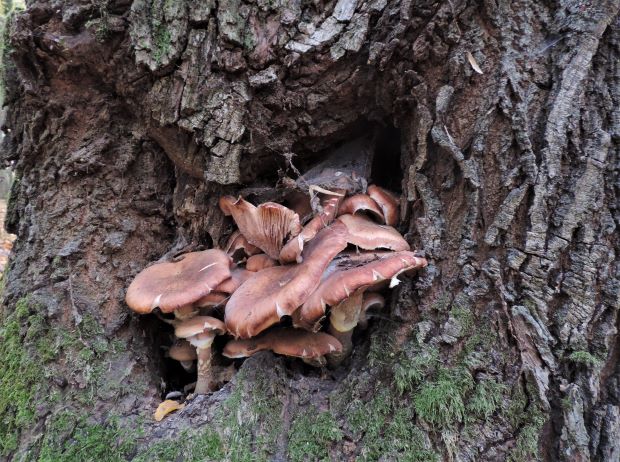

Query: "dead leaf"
<box><xmin>467</xmin><ymin>52</ymin><xmax>483</xmax><ymax>74</ymax></box>
<box><xmin>154</xmin><ymin>399</ymin><xmax>185</xmax><ymax>421</ymax></box>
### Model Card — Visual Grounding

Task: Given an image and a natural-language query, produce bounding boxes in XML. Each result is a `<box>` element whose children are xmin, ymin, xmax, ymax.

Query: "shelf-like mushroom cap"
<box><xmin>337</xmin><ymin>194</ymin><xmax>385</xmax><ymax>223</ymax></box>
<box><xmin>294</xmin><ymin>251</ymin><xmax>427</xmax><ymax>330</ymax></box>
<box><xmin>329</xmin><ymin>290</ymin><xmax>365</xmax><ymax>333</ymax></box>
<box><xmin>367</xmin><ymin>185</ymin><xmax>400</xmax><ymax>226</ymax></box>
<box><xmin>224</xmin><ymin>231</ymin><xmax>261</xmax><ymax>261</ymax></box>
<box><xmin>337</xmin><ymin>214</ymin><xmax>410</xmax><ymax>251</ymax></box>
<box><xmin>175</xmin><ymin>316</ymin><xmax>227</xmax><ymax>349</ymax></box>
<box><xmin>246</xmin><ymin>254</ymin><xmax>278</xmax><ymax>272</ymax></box>
<box><xmin>175</xmin><ymin>316</ymin><xmax>227</xmax><ymax>338</ymax></box>
<box><xmin>168</xmin><ymin>340</ymin><xmax>198</xmax><ymax>361</ymax></box>
<box><xmin>279</xmin><ymin>193</ymin><xmax>343</xmax><ymax>263</ymax></box>
<box><xmin>358</xmin><ymin>293</ymin><xmax>386</xmax><ymax>329</ymax></box>
<box><xmin>222</xmin><ymin>328</ymin><xmax>342</xmax><ymax>359</ymax></box>
<box><xmin>219</xmin><ymin>196</ymin><xmax>301</xmax><ymax>260</ymax></box>
<box><xmin>214</xmin><ymin>267</ymin><xmax>253</xmax><ymax>294</ymax></box>
<box><xmin>194</xmin><ymin>292</ymin><xmax>228</xmax><ymax>308</ymax></box>
<box><xmin>225</xmin><ymin>222</ymin><xmax>349</xmax><ymax>338</ymax></box>
<box><xmin>125</xmin><ymin>250</ymin><xmax>232</xmax><ymax>314</ymax></box>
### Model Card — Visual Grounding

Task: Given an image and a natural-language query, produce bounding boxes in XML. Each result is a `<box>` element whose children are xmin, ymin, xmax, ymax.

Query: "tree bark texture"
<box><xmin>1</xmin><ymin>0</ymin><xmax>619</xmax><ymax>460</ymax></box>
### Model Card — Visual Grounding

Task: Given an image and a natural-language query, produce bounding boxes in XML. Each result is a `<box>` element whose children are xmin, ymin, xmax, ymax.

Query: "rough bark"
<box><xmin>0</xmin><ymin>0</ymin><xmax>619</xmax><ymax>461</ymax></box>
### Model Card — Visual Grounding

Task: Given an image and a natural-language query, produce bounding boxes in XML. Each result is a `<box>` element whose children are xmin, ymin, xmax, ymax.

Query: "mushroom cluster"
<box><xmin>125</xmin><ymin>185</ymin><xmax>427</xmax><ymax>394</ymax></box>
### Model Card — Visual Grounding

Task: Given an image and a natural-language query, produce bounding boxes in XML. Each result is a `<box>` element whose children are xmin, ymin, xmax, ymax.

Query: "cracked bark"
<box><xmin>1</xmin><ymin>0</ymin><xmax>619</xmax><ymax>460</ymax></box>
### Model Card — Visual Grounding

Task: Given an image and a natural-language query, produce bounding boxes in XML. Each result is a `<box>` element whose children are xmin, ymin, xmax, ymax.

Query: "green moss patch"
<box><xmin>288</xmin><ymin>409</ymin><xmax>342</xmax><ymax>462</ymax></box>
<box><xmin>346</xmin><ymin>390</ymin><xmax>438</xmax><ymax>461</ymax></box>
<box><xmin>133</xmin><ymin>428</ymin><xmax>223</xmax><ymax>462</ymax></box>
<box><xmin>38</xmin><ymin>415</ymin><xmax>137</xmax><ymax>462</ymax></box>
<box><xmin>215</xmin><ymin>365</ymin><xmax>284</xmax><ymax>461</ymax></box>
<box><xmin>0</xmin><ymin>298</ymin><xmax>48</xmax><ymax>454</ymax></box>
<box><xmin>567</xmin><ymin>350</ymin><xmax>602</xmax><ymax>367</ymax></box>
<box><xmin>0</xmin><ymin>296</ymin><xmax>146</xmax><ymax>459</ymax></box>
<box><xmin>413</xmin><ymin>367</ymin><xmax>474</xmax><ymax>428</ymax></box>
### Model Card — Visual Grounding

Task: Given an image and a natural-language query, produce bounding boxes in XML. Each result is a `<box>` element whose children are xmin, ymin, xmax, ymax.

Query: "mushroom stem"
<box><xmin>326</xmin><ymin>324</ymin><xmax>353</xmax><ymax>368</ymax></box>
<box><xmin>175</xmin><ymin>305</ymin><xmax>198</xmax><ymax>321</ymax></box>
<box><xmin>195</xmin><ymin>346</ymin><xmax>215</xmax><ymax>394</ymax></box>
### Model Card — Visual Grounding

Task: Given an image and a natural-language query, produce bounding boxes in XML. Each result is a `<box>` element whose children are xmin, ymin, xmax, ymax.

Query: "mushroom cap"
<box><xmin>337</xmin><ymin>194</ymin><xmax>385</xmax><ymax>223</ymax></box>
<box><xmin>175</xmin><ymin>316</ymin><xmax>227</xmax><ymax>339</ymax></box>
<box><xmin>225</xmin><ymin>222</ymin><xmax>349</xmax><ymax>338</ymax></box>
<box><xmin>215</xmin><ymin>267</ymin><xmax>253</xmax><ymax>294</ymax></box>
<box><xmin>362</xmin><ymin>292</ymin><xmax>386</xmax><ymax>312</ymax></box>
<box><xmin>168</xmin><ymin>340</ymin><xmax>198</xmax><ymax>361</ymax></box>
<box><xmin>222</xmin><ymin>328</ymin><xmax>343</xmax><ymax>359</ymax></box>
<box><xmin>125</xmin><ymin>250</ymin><xmax>232</xmax><ymax>314</ymax></box>
<box><xmin>194</xmin><ymin>292</ymin><xmax>229</xmax><ymax>308</ymax></box>
<box><xmin>219</xmin><ymin>196</ymin><xmax>301</xmax><ymax>260</ymax></box>
<box><xmin>367</xmin><ymin>185</ymin><xmax>400</xmax><ymax>226</ymax></box>
<box><xmin>246</xmin><ymin>254</ymin><xmax>278</xmax><ymax>272</ymax></box>
<box><xmin>329</xmin><ymin>290</ymin><xmax>365</xmax><ymax>333</ymax></box>
<box><xmin>294</xmin><ymin>251</ymin><xmax>427</xmax><ymax>330</ymax></box>
<box><xmin>224</xmin><ymin>231</ymin><xmax>261</xmax><ymax>261</ymax></box>
<box><xmin>284</xmin><ymin>191</ymin><xmax>313</xmax><ymax>221</ymax></box>
<box><xmin>358</xmin><ymin>292</ymin><xmax>386</xmax><ymax>329</ymax></box>
<box><xmin>337</xmin><ymin>214</ymin><xmax>410</xmax><ymax>251</ymax></box>
<box><xmin>279</xmin><ymin>193</ymin><xmax>343</xmax><ymax>263</ymax></box>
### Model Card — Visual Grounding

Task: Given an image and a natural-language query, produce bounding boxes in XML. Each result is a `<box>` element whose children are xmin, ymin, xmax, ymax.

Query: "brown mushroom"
<box><xmin>168</xmin><ymin>340</ymin><xmax>197</xmax><ymax>372</ymax></box>
<box><xmin>293</xmin><ymin>251</ymin><xmax>428</xmax><ymax>331</ymax></box>
<box><xmin>194</xmin><ymin>292</ymin><xmax>229</xmax><ymax>310</ymax></box>
<box><xmin>284</xmin><ymin>190</ymin><xmax>314</xmax><ymax>222</ymax></box>
<box><xmin>214</xmin><ymin>267</ymin><xmax>253</xmax><ymax>294</ymax></box>
<box><xmin>175</xmin><ymin>316</ymin><xmax>227</xmax><ymax>394</ymax></box>
<box><xmin>224</xmin><ymin>231</ymin><xmax>261</xmax><ymax>262</ymax></box>
<box><xmin>324</xmin><ymin>290</ymin><xmax>365</xmax><ymax>367</ymax></box>
<box><xmin>225</xmin><ymin>222</ymin><xmax>349</xmax><ymax>338</ymax></box>
<box><xmin>337</xmin><ymin>194</ymin><xmax>385</xmax><ymax>223</ymax></box>
<box><xmin>246</xmin><ymin>254</ymin><xmax>278</xmax><ymax>272</ymax></box>
<box><xmin>219</xmin><ymin>196</ymin><xmax>301</xmax><ymax>260</ymax></box>
<box><xmin>337</xmin><ymin>214</ymin><xmax>410</xmax><ymax>251</ymax></box>
<box><xmin>279</xmin><ymin>191</ymin><xmax>344</xmax><ymax>263</ymax></box>
<box><xmin>367</xmin><ymin>185</ymin><xmax>400</xmax><ymax>226</ymax></box>
<box><xmin>125</xmin><ymin>250</ymin><xmax>232</xmax><ymax>315</ymax></box>
<box><xmin>173</xmin><ymin>305</ymin><xmax>199</xmax><ymax>321</ymax></box>
<box><xmin>222</xmin><ymin>328</ymin><xmax>342</xmax><ymax>367</ymax></box>
<box><xmin>357</xmin><ymin>293</ymin><xmax>386</xmax><ymax>330</ymax></box>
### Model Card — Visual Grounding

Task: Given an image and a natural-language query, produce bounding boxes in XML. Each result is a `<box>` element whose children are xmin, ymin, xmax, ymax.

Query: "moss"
<box><xmin>505</xmin><ymin>384</ymin><xmax>545</xmax><ymax>462</ymax></box>
<box><xmin>431</xmin><ymin>292</ymin><xmax>452</xmax><ymax>312</ymax></box>
<box><xmin>0</xmin><ymin>297</ymin><xmax>47</xmax><ymax>455</ymax></box>
<box><xmin>185</xmin><ymin>429</ymin><xmax>225</xmax><ymax>461</ymax></box>
<box><xmin>153</xmin><ymin>23</ymin><xmax>171</xmax><ymax>64</ymax></box>
<box><xmin>567</xmin><ymin>350</ymin><xmax>602</xmax><ymax>367</ymax></box>
<box><xmin>450</xmin><ymin>305</ymin><xmax>473</xmax><ymax>333</ymax></box>
<box><xmin>509</xmin><ymin>414</ymin><xmax>544</xmax><ymax>462</ymax></box>
<box><xmin>133</xmin><ymin>428</ymin><xmax>223</xmax><ymax>462</ymax></box>
<box><xmin>465</xmin><ymin>378</ymin><xmax>506</xmax><ymax>421</ymax></box>
<box><xmin>393</xmin><ymin>347</ymin><xmax>439</xmax><ymax>395</ymax></box>
<box><xmin>366</xmin><ymin>323</ymin><xmax>399</xmax><ymax>368</ymax></box>
<box><xmin>214</xmin><ymin>366</ymin><xmax>283</xmax><ymax>461</ymax></box>
<box><xmin>346</xmin><ymin>390</ymin><xmax>438</xmax><ymax>461</ymax></box>
<box><xmin>38</xmin><ymin>416</ymin><xmax>137</xmax><ymax>462</ymax></box>
<box><xmin>0</xmin><ymin>0</ymin><xmax>25</xmax><ymax>105</ymax></box>
<box><xmin>413</xmin><ymin>367</ymin><xmax>474</xmax><ymax>428</ymax></box>
<box><xmin>0</xmin><ymin>295</ymin><xmax>141</xmax><ymax>458</ymax></box>
<box><xmin>288</xmin><ymin>409</ymin><xmax>342</xmax><ymax>462</ymax></box>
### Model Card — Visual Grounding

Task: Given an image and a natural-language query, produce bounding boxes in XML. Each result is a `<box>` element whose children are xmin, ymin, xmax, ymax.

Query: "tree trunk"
<box><xmin>1</xmin><ymin>0</ymin><xmax>619</xmax><ymax>460</ymax></box>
